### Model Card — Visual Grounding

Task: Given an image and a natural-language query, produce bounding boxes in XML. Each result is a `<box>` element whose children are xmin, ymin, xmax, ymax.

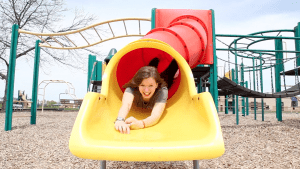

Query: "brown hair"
<box><xmin>123</xmin><ymin>66</ymin><xmax>167</xmax><ymax>109</ymax></box>
<box><xmin>123</xmin><ymin>66</ymin><xmax>167</xmax><ymax>89</ymax></box>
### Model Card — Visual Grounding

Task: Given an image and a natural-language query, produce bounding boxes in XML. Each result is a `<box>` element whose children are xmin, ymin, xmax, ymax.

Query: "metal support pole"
<box><xmin>259</xmin><ymin>54</ymin><xmax>264</xmax><ymax>121</ymax></box>
<box><xmin>252</xmin><ymin>58</ymin><xmax>257</xmax><ymax>120</ymax></box>
<box><xmin>245</xmin><ymin>81</ymin><xmax>249</xmax><ymax>116</ymax></box>
<box><xmin>231</xmin><ymin>69</ymin><xmax>235</xmax><ymax>114</ymax></box>
<box><xmin>31</xmin><ymin>40</ymin><xmax>41</xmax><ymax>125</ymax></box>
<box><xmin>241</xmin><ymin>63</ymin><xmax>245</xmax><ymax>116</ymax></box>
<box><xmin>5</xmin><ymin>24</ymin><xmax>19</xmax><ymax>131</ymax></box>
<box><xmin>96</xmin><ymin>61</ymin><xmax>103</xmax><ymax>81</ymax></box>
<box><xmin>100</xmin><ymin>160</ymin><xmax>106</xmax><ymax>169</ymax></box>
<box><xmin>275</xmin><ymin>39</ymin><xmax>283</xmax><ymax>121</ymax></box>
<box><xmin>197</xmin><ymin>79</ymin><xmax>202</xmax><ymax>93</ymax></box>
<box><xmin>295</xmin><ymin>22</ymin><xmax>300</xmax><ymax>66</ymax></box>
<box><xmin>151</xmin><ymin>8</ymin><xmax>157</xmax><ymax>30</ymax></box>
<box><xmin>209</xmin><ymin>9</ymin><xmax>218</xmax><ymax>112</ymax></box>
<box><xmin>225</xmin><ymin>95</ymin><xmax>229</xmax><ymax>114</ymax></box>
<box><xmin>87</xmin><ymin>55</ymin><xmax>96</xmax><ymax>92</ymax></box>
<box><xmin>193</xmin><ymin>160</ymin><xmax>200</xmax><ymax>169</ymax></box>
<box><xmin>234</xmin><ymin>41</ymin><xmax>239</xmax><ymax>125</ymax></box>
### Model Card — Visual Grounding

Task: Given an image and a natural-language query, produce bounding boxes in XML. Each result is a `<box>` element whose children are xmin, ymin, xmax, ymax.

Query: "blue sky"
<box><xmin>1</xmin><ymin>0</ymin><xmax>300</xmax><ymax>102</ymax></box>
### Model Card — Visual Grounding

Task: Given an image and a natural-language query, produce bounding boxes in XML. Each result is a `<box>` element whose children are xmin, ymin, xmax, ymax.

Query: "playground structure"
<box><xmin>3</xmin><ymin>7</ymin><xmax>300</xmax><ymax>169</ymax></box>
<box><xmin>86</xmin><ymin>48</ymin><xmax>118</xmax><ymax>94</ymax></box>
<box><xmin>213</xmin><ymin>26</ymin><xmax>300</xmax><ymax>125</ymax></box>
<box><xmin>4</xmin><ymin>9</ymin><xmax>224</xmax><ymax>168</ymax></box>
<box><xmin>8</xmin><ymin>90</ymin><xmax>32</xmax><ymax>112</ymax></box>
<box><xmin>13</xmin><ymin>90</ymin><xmax>32</xmax><ymax>109</ymax></box>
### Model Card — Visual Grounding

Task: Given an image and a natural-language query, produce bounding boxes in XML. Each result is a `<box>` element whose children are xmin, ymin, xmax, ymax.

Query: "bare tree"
<box><xmin>0</xmin><ymin>0</ymin><xmax>101</xmax><ymax>112</ymax></box>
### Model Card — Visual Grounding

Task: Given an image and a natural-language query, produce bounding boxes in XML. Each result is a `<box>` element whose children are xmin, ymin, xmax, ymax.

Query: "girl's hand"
<box><xmin>114</xmin><ymin>121</ymin><xmax>131</xmax><ymax>134</ymax></box>
<box><xmin>125</xmin><ymin>116</ymin><xmax>144</xmax><ymax>130</ymax></box>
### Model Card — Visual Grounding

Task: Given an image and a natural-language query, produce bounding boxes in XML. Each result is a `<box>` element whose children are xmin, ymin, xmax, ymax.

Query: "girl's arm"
<box><xmin>115</xmin><ymin>92</ymin><xmax>134</xmax><ymax>134</ymax></box>
<box><xmin>117</xmin><ymin>92</ymin><xmax>134</xmax><ymax>119</ymax></box>
<box><xmin>142</xmin><ymin>102</ymin><xmax>166</xmax><ymax>127</ymax></box>
<box><xmin>125</xmin><ymin>102</ymin><xmax>166</xmax><ymax>129</ymax></box>
<box><xmin>125</xmin><ymin>87</ymin><xmax>168</xmax><ymax>129</ymax></box>
<box><xmin>141</xmin><ymin>87</ymin><xmax>168</xmax><ymax>128</ymax></box>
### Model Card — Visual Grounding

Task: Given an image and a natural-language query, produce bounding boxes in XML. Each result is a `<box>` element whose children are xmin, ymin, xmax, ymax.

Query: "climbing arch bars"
<box><xmin>5</xmin><ymin>18</ymin><xmax>151</xmax><ymax>131</ymax></box>
<box><xmin>18</xmin><ymin>18</ymin><xmax>151</xmax><ymax>50</ymax></box>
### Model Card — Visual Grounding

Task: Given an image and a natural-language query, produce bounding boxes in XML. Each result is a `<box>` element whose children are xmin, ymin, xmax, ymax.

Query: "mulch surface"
<box><xmin>1</xmin><ymin>111</ymin><xmax>299</xmax><ymax>168</ymax></box>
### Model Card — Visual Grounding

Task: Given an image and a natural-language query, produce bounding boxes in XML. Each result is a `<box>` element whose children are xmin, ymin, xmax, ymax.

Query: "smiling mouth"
<box><xmin>143</xmin><ymin>92</ymin><xmax>151</xmax><ymax>97</ymax></box>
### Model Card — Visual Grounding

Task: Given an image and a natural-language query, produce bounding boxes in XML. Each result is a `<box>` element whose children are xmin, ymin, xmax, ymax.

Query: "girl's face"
<box><xmin>139</xmin><ymin>77</ymin><xmax>158</xmax><ymax>101</ymax></box>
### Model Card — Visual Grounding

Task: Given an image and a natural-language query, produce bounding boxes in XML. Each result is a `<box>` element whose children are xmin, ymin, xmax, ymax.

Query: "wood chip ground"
<box><xmin>1</xmin><ymin>111</ymin><xmax>299</xmax><ymax>168</ymax></box>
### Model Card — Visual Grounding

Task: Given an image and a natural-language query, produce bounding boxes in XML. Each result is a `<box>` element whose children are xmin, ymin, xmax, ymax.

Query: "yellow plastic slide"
<box><xmin>69</xmin><ymin>39</ymin><xmax>225</xmax><ymax>161</ymax></box>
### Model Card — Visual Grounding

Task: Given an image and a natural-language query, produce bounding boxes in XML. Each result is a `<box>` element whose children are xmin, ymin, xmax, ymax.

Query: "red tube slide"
<box><xmin>117</xmin><ymin>9</ymin><xmax>213</xmax><ymax>98</ymax></box>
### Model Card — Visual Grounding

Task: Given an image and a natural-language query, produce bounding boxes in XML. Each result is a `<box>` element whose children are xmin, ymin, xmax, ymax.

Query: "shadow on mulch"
<box><xmin>282</xmin><ymin>119</ymin><xmax>300</xmax><ymax>129</ymax></box>
<box><xmin>221</xmin><ymin>118</ymin><xmax>300</xmax><ymax>129</ymax></box>
<box><xmin>109</xmin><ymin>161</ymin><xmax>189</xmax><ymax>169</ymax></box>
<box><xmin>11</xmin><ymin>124</ymin><xmax>36</xmax><ymax>130</ymax></box>
<box><xmin>11</xmin><ymin>122</ymin><xmax>56</xmax><ymax>130</ymax></box>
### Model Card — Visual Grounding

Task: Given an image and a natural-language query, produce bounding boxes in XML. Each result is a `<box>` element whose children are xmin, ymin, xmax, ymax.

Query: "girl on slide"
<box><xmin>114</xmin><ymin>66</ymin><xmax>168</xmax><ymax>134</ymax></box>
